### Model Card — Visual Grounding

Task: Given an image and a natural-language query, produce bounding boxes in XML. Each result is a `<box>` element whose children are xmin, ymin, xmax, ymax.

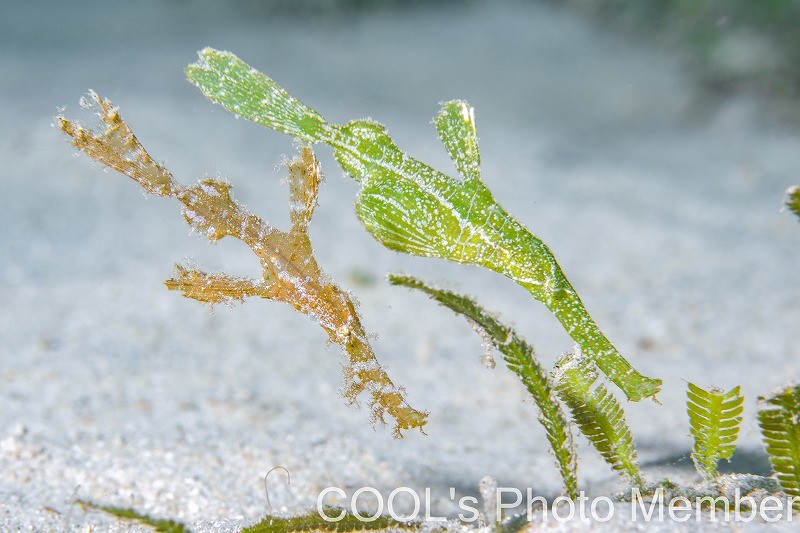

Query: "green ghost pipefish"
<box><xmin>186</xmin><ymin>48</ymin><xmax>661</xmax><ymax>402</ymax></box>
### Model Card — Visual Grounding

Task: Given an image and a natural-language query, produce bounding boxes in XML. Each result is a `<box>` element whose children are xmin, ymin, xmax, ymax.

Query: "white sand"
<box><xmin>2</xmin><ymin>1</ymin><xmax>800</xmax><ymax>530</ymax></box>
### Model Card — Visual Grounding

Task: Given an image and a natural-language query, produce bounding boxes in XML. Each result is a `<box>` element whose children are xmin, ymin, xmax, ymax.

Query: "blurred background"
<box><xmin>2</xmin><ymin>1</ymin><xmax>800</xmax><ymax>530</ymax></box>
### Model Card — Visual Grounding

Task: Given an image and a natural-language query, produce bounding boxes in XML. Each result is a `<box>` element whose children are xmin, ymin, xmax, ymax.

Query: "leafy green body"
<box><xmin>758</xmin><ymin>384</ymin><xmax>800</xmax><ymax>509</ymax></box>
<box><xmin>186</xmin><ymin>49</ymin><xmax>661</xmax><ymax>403</ymax></box>
<box><xmin>389</xmin><ymin>274</ymin><xmax>577</xmax><ymax>498</ymax></box>
<box><xmin>553</xmin><ymin>352</ymin><xmax>642</xmax><ymax>485</ymax></box>
<box><xmin>686</xmin><ymin>383</ymin><xmax>744</xmax><ymax>479</ymax></box>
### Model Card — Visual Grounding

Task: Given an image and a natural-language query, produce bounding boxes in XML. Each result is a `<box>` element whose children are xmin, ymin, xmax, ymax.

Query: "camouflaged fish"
<box><xmin>186</xmin><ymin>48</ymin><xmax>661</xmax><ymax>402</ymax></box>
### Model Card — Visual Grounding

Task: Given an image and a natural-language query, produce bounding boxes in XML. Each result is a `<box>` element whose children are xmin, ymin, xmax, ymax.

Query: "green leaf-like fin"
<box><xmin>758</xmin><ymin>384</ymin><xmax>800</xmax><ymax>510</ymax></box>
<box><xmin>435</xmin><ymin>100</ymin><xmax>481</xmax><ymax>181</ymax></box>
<box><xmin>552</xmin><ymin>350</ymin><xmax>642</xmax><ymax>485</ymax></box>
<box><xmin>686</xmin><ymin>383</ymin><xmax>744</xmax><ymax>480</ymax></box>
<box><xmin>243</xmin><ymin>508</ymin><xmax>417</xmax><ymax>533</ymax></box>
<box><xmin>77</xmin><ymin>500</ymin><xmax>189</xmax><ymax>532</ymax></box>
<box><xmin>389</xmin><ymin>273</ymin><xmax>578</xmax><ymax>498</ymax></box>
<box><xmin>186</xmin><ymin>48</ymin><xmax>662</xmax><ymax>403</ymax></box>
